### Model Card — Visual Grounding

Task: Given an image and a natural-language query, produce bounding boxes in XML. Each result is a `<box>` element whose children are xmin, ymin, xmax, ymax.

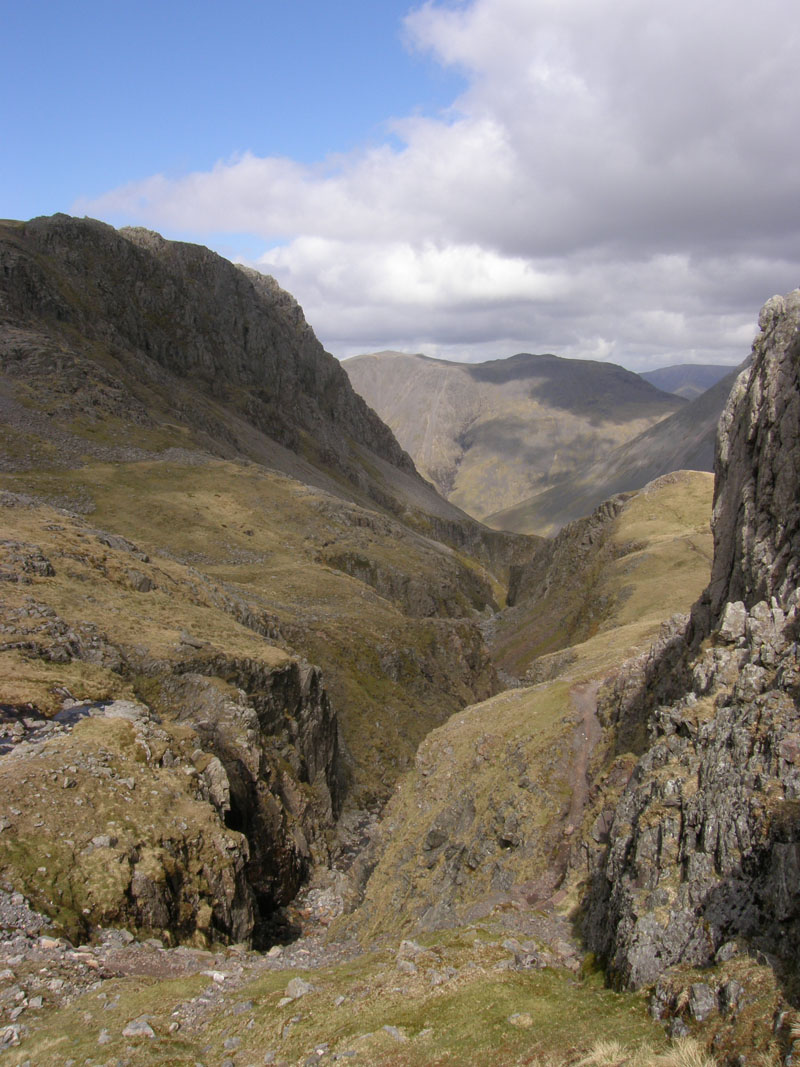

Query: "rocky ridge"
<box><xmin>1</xmin><ymin>215</ymin><xmax>526</xmax><ymax>576</ymax></box>
<box><xmin>582</xmin><ymin>290</ymin><xmax>800</xmax><ymax>996</ymax></box>
<box><xmin>0</xmin><ymin>215</ymin><xmax>411</xmax><ymax>482</ymax></box>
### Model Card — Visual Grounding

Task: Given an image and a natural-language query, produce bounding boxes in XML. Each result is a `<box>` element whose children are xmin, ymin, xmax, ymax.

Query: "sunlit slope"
<box><xmin>0</xmin><ymin>458</ymin><xmax>502</xmax><ymax>807</ymax></box>
<box><xmin>353</xmin><ymin>471</ymin><xmax>713</xmax><ymax>938</ymax></box>
<box><xmin>488</xmin><ymin>368</ymin><xmax>740</xmax><ymax>536</ymax></box>
<box><xmin>344</xmin><ymin>351</ymin><xmax>683</xmax><ymax>521</ymax></box>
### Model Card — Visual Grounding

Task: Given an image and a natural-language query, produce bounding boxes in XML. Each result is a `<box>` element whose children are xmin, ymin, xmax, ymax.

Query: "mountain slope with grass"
<box><xmin>343</xmin><ymin>349</ymin><xmax>683</xmax><ymax>521</ymax></box>
<box><xmin>0</xmin><ymin>214</ymin><xmax>520</xmax><ymax>566</ymax></box>
<box><xmin>1</xmin><ymin>216</ymin><xmax>795</xmax><ymax>1065</ymax></box>
<box><xmin>488</xmin><ymin>364</ymin><xmax>743</xmax><ymax>536</ymax></box>
<box><xmin>0</xmin><ymin>215</ymin><xmax>532</xmax><ymax>949</ymax></box>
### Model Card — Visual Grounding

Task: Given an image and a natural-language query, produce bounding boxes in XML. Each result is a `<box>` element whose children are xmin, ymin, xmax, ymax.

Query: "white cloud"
<box><xmin>78</xmin><ymin>0</ymin><xmax>800</xmax><ymax>370</ymax></box>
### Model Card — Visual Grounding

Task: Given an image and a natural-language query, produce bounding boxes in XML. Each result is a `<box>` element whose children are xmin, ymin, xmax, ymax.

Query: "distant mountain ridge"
<box><xmin>343</xmin><ymin>349</ymin><xmax>683</xmax><ymax>522</ymax></box>
<box><xmin>488</xmin><ymin>363</ymin><xmax>744</xmax><ymax>535</ymax></box>
<box><xmin>641</xmin><ymin>361</ymin><xmax>739</xmax><ymax>399</ymax></box>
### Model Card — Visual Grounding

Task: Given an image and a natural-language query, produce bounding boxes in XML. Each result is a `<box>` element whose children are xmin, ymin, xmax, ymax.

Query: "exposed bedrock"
<box><xmin>583</xmin><ymin>290</ymin><xmax>800</xmax><ymax>989</ymax></box>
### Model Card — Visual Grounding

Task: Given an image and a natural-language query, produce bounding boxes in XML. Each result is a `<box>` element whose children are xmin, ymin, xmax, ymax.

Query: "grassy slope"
<box><xmin>4</xmin><ymin>473</ymin><xmax>761</xmax><ymax>1067</ymax></box>
<box><xmin>353</xmin><ymin>472</ymin><xmax>714</xmax><ymax>938</ymax></box>
<box><xmin>0</xmin><ymin>455</ymin><xmax>500</xmax><ymax>807</ymax></box>
<box><xmin>490</xmin><ymin>472</ymin><xmax>713</xmax><ymax>679</ymax></box>
<box><xmin>343</xmin><ymin>352</ymin><xmax>683</xmax><ymax>522</ymax></box>
<box><xmin>10</xmin><ymin>929</ymin><xmax>786</xmax><ymax>1067</ymax></box>
<box><xmin>3</xmin><ymin>938</ymin><xmax>680</xmax><ymax>1067</ymax></box>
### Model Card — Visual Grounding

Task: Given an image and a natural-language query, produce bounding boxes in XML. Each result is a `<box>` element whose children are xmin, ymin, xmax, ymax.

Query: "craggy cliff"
<box><xmin>584</xmin><ymin>290</ymin><xmax>800</xmax><ymax>991</ymax></box>
<box><xmin>0</xmin><ymin>214</ymin><xmax>412</xmax><ymax>486</ymax></box>
<box><xmin>0</xmin><ymin>500</ymin><xmax>341</xmax><ymax>947</ymax></box>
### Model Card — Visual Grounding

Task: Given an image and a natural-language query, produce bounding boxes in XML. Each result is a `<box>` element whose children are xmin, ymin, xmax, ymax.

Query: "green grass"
<box><xmin>0</xmin><ymin>455</ymin><xmax>501</xmax><ymax>806</ymax></box>
<box><xmin>4</xmin><ymin>941</ymin><xmax>670</xmax><ymax>1067</ymax></box>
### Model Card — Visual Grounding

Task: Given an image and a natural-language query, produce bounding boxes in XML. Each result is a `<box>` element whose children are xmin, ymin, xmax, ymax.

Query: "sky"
<box><xmin>3</xmin><ymin>0</ymin><xmax>800</xmax><ymax>371</ymax></box>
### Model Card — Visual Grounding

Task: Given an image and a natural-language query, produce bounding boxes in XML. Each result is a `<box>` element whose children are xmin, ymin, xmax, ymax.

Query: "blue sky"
<box><xmin>4</xmin><ymin>0</ymin><xmax>800</xmax><ymax>370</ymax></box>
<box><xmin>3</xmin><ymin>1</ymin><xmax>461</xmax><ymax>223</ymax></box>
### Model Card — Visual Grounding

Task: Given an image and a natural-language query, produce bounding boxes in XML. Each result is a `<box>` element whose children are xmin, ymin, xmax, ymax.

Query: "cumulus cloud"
<box><xmin>78</xmin><ymin>0</ymin><xmax>800</xmax><ymax>369</ymax></box>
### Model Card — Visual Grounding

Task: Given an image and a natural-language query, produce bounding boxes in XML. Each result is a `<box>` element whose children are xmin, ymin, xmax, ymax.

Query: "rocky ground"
<box><xmin>0</xmin><ymin>879</ymin><xmax>619</xmax><ymax>1066</ymax></box>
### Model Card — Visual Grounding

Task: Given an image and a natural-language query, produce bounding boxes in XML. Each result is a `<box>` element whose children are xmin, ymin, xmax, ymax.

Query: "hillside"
<box><xmin>0</xmin><ymin>214</ymin><xmax>517</xmax><ymax>564</ymax></box>
<box><xmin>0</xmin><ymin>214</ymin><xmax>533</xmax><ymax>947</ymax></box>
<box><xmin>641</xmin><ymin>363</ymin><xmax>738</xmax><ymax>400</ymax></box>
<box><xmin>1</xmin><ymin>217</ymin><xmax>797</xmax><ymax>1065</ymax></box>
<box><xmin>354</xmin><ymin>469</ymin><xmax>715</xmax><ymax>939</ymax></box>
<box><xmin>343</xmin><ymin>349</ymin><xmax>684</xmax><ymax>521</ymax></box>
<box><xmin>488</xmin><ymin>363</ymin><xmax>743</xmax><ymax>536</ymax></box>
<box><xmin>347</xmin><ymin>289</ymin><xmax>800</xmax><ymax>1061</ymax></box>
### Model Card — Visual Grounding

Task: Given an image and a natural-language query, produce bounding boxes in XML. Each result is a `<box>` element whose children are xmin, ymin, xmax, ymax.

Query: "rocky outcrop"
<box><xmin>0</xmin><ymin>656</ymin><xmax>338</xmax><ymax>947</ymax></box>
<box><xmin>585</xmin><ymin>592</ymin><xmax>800</xmax><ymax>988</ymax></box>
<box><xmin>155</xmin><ymin>656</ymin><xmax>340</xmax><ymax>930</ymax></box>
<box><xmin>584</xmin><ymin>289</ymin><xmax>800</xmax><ymax>989</ymax></box>
<box><xmin>0</xmin><ymin>702</ymin><xmax>257</xmax><ymax>946</ymax></box>
<box><xmin>0</xmin><ymin>498</ymin><xmax>341</xmax><ymax>947</ymax></box>
<box><xmin>0</xmin><ymin>215</ymin><xmax>413</xmax><ymax>483</ymax></box>
<box><xmin>707</xmin><ymin>291</ymin><xmax>800</xmax><ymax>621</ymax></box>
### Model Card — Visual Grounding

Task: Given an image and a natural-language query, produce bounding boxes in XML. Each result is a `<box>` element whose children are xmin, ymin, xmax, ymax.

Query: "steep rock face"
<box><xmin>585</xmin><ymin>594</ymin><xmax>800</xmax><ymax>988</ymax></box>
<box><xmin>708</xmin><ymin>292</ymin><xmax>800</xmax><ymax>620</ymax></box>
<box><xmin>0</xmin><ymin>215</ymin><xmax>414</xmax><ymax>487</ymax></box>
<box><xmin>584</xmin><ymin>290</ymin><xmax>800</xmax><ymax>989</ymax></box>
<box><xmin>155</xmin><ymin>655</ymin><xmax>340</xmax><ymax>930</ymax></box>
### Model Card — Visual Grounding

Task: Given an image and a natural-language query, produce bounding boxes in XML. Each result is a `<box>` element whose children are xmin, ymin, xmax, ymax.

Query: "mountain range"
<box><xmin>343</xmin><ymin>349</ymin><xmax>739</xmax><ymax>535</ymax></box>
<box><xmin>488</xmin><ymin>361</ymin><xmax>745</xmax><ymax>535</ymax></box>
<box><xmin>0</xmin><ymin>214</ymin><xmax>797</xmax><ymax>1065</ymax></box>
<box><xmin>343</xmin><ymin>349</ymin><xmax>683</xmax><ymax>523</ymax></box>
<box><xmin>641</xmin><ymin>362</ymin><xmax>738</xmax><ymax>400</ymax></box>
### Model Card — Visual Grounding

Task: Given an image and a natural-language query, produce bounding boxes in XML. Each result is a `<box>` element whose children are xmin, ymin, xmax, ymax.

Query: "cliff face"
<box><xmin>708</xmin><ymin>292</ymin><xmax>800</xmax><ymax>620</ymax></box>
<box><xmin>584</xmin><ymin>290</ymin><xmax>800</xmax><ymax>990</ymax></box>
<box><xmin>0</xmin><ymin>493</ymin><xmax>341</xmax><ymax>947</ymax></box>
<box><xmin>0</xmin><ymin>215</ymin><xmax>413</xmax><ymax>479</ymax></box>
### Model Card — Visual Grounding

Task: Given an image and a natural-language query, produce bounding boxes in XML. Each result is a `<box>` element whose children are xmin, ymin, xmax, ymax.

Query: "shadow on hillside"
<box><xmin>464</xmin><ymin>353</ymin><xmax>682</xmax><ymax>421</ymax></box>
